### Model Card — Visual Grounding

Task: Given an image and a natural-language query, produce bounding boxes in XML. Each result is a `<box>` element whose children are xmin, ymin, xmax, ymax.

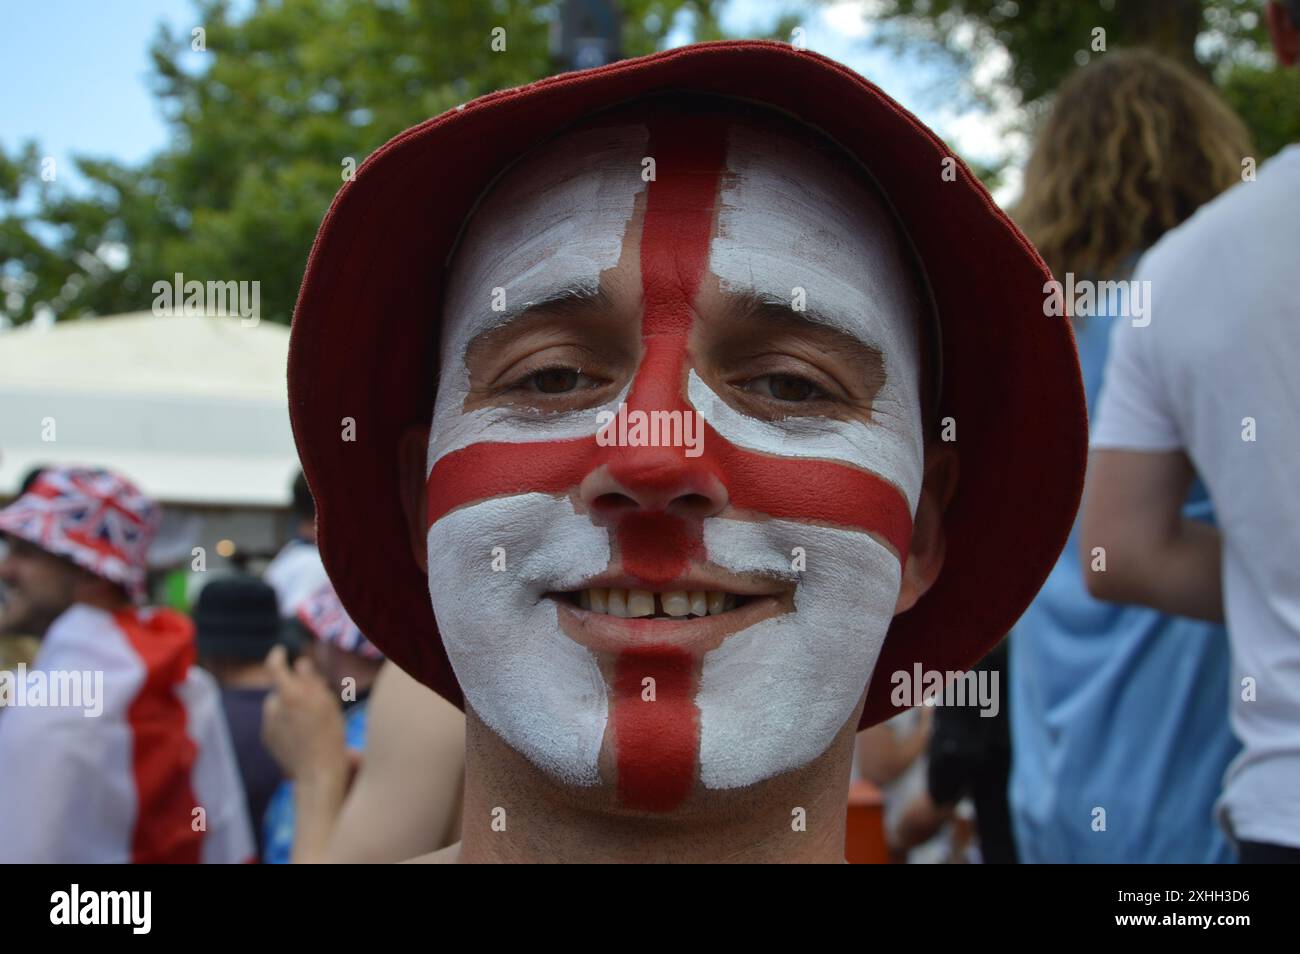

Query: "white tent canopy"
<box><xmin>0</xmin><ymin>312</ymin><xmax>299</xmax><ymax>507</ymax></box>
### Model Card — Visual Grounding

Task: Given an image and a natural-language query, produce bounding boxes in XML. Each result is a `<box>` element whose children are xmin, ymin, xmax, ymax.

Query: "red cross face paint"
<box><xmin>425</xmin><ymin>98</ymin><xmax>930</xmax><ymax>811</ymax></box>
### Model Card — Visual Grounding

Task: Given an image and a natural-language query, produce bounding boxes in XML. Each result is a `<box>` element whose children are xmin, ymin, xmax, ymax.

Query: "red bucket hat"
<box><xmin>0</xmin><ymin>467</ymin><xmax>160</xmax><ymax>603</ymax></box>
<box><xmin>288</xmin><ymin>40</ymin><xmax>1086</xmax><ymax>729</ymax></box>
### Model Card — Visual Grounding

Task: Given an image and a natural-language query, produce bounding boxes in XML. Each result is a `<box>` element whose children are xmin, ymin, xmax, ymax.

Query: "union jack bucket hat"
<box><xmin>287</xmin><ymin>40</ymin><xmax>1087</xmax><ymax>729</ymax></box>
<box><xmin>296</xmin><ymin>580</ymin><xmax>384</xmax><ymax>662</ymax></box>
<box><xmin>0</xmin><ymin>467</ymin><xmax>160</xmax><ymax>603</ymax></box>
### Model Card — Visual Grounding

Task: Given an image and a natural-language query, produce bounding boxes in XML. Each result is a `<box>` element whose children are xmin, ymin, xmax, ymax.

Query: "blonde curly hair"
<box><xmin>1015</xmin><ymin>48</ymin><xmax>1253</xmax><ymax>282</ymax></box>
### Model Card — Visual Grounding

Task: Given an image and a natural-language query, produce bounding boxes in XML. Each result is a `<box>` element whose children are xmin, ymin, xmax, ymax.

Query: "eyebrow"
<box><xmin>467</xmin><ymin>278</ymin><xmax>883</xmax><ymax>356</ymax></box>
<box><xmin>722</xmin><ymin>290</ymin><xmax>873</xmax><ymax>343</ymax></box>
<box><xmin>718</xmin><ymin>290</ymin><xmax>887</xmax><ymax>385</ymax></box>
<box><xmin>461</xmin><ymin>279</ymin><xmax>622</xmax><ymax>368</ymax></box>
<box><xmin>465</xmin><ymin>282</ymin><xmax>885</xmax><ymax>390</ymax></box>
<box><xmin>498</xmin><ymin>278</ymin><xmax>612</xmax><ymax>326</ymax></box>
<box><xmin>484</xmin><ymin>283</ymin><xmax>868</xmax><ymax>339</ymax></box>
<box><xmin>460</xmin><ymin>274</ymin><xmax>894</xmax><ymax>413</ymax></box>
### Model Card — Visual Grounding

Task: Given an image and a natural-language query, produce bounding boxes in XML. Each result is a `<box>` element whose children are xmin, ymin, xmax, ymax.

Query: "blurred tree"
<box><xmin>1221</xmin><ymin>58</ymin><xmax>1300</xmax><ymax>158</ymax></box>
<box><xmin>861</xmin><ymin>0</ymin><xmax>1300</xmax><ymax>175</ymax></box>
<box><xmin>2</xmin><ymin>0</ymin><xmax>802</xmax><ymax>328</ymax></box>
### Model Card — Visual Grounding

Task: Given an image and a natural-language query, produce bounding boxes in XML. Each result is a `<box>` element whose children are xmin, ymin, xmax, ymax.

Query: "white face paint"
<box><xmin>426</xmin><ymin>494</ymin><xmax>610</xmax><ymax>784</ymax></box>
<box><xmin>695</xmin><ymin>517</ymin><xmax>901</xmax><ymax>789</ymax></box>
<box><xmin>679</xmin><ymin>122</ymin><xmax>927</xmax><ymax>784</ymax></box>
<box><xmin>426</xmin><ymin>123</ymin><xmax>647</xmax><ymax>779</ymax></box>
<box><xmin>703</xmin><ymin>121</ymin><xmax>926</xmax><ymax>509</ymax></box>
<box><xmin>426</xmin><ymin>106</ymin><xmax>928</xmax><ymax>798</ymax></box>
<box><xmin>428</xmin><ymin>123</ymin><xmax>647</xmax><ymax>472</ymax></box>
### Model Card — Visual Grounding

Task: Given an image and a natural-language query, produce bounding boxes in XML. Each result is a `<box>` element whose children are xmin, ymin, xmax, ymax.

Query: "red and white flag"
<box><xmin>0</xmin><ymin>603</ymin><xmax>255</xmax><ymax>863</ymax></box>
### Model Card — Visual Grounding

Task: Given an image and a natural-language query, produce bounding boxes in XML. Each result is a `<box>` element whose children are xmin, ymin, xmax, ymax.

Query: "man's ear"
<box><xmin>398</xmin><ymin>424</ymin><xmax>430</xmax><ymax>573</ymax></box>
<box><xmin>893</xmin><ymin>439</ymin><xmax>958</xmax><ymax>615</ymax></box>
<box><xmin>1268</xmin><ymin>0</ymin><xmax>1300</xmax><ymax>67</ymax></box>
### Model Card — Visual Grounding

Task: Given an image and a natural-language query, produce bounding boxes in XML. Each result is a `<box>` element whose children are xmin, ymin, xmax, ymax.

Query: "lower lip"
<box><xmin>550</xmin><ymin>594</ymin><xmax>788</xmax><ymax>655</ymax></box>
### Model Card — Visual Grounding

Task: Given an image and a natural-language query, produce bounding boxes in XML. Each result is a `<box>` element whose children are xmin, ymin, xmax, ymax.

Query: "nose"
<box><xmin>578</xmin><ymin>445</ymin><xmax>728</xmax><ymax>522</ymax></box>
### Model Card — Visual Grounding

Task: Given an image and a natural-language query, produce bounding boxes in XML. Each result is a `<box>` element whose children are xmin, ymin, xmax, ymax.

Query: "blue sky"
<box><xmin>0</xmin><ymin>0</ymin><xmax>1020</xmax><ymax>199</ymax></box>
<box><xmin>2</xmin><ymin>1</ymin><xmax>200</xmax><ymax>168</ymax></box>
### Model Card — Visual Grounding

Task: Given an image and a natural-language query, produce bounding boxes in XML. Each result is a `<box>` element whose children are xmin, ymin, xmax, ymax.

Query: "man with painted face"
<box><xmin>288</xmin><ymin>41</ymin><xmax>1087</xmax><ymax>863</ymax></box>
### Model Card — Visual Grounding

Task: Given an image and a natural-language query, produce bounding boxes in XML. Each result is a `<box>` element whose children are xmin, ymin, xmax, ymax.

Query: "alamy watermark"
<box><xmin>596</xmin><ymin>403</ymin><xmax>704</xmax><ymax>458</ymax></box>
<box><xmin>890</xmin><ymin>663</ymin><xmax>1000</xmax><ymax>718</ymax></box>
<box><xmin>152</xmin><ymin>272</ymin><xmax>260</xmax><ymax>326</ymax></box>
<box><xmin>50</xmin><ymin>884</ymin><xmax>151</xmax><ymax>934</ymax></box>
<box><xmin>0</xmin><ymin>665</ymin><xmax>104</xmax><ymax>717</ymax></box>
<box><xmin>1044</xmin><ymin>273</ymin><xmax>1151</xmax><ymax>327</ymax></box>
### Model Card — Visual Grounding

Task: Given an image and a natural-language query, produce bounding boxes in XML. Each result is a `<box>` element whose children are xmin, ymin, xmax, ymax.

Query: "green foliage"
<box><xmin>866</xmin><ymin>0</ymin><xmax>1271</xmax><ymax>103</ymax></box>
<box><xmin>861</xmin><ymin>0</ymin><xmax>1295</xmax><ymax>172</ymax></box>
<box><xmin>11</xmin><ymin>0</ymin><xmax>1287</xmax><ymax>329</ymax></box>
<box><xmin>2</xmin><ymin>0</ymin><xmax>756</xmax><ymax>327</ymax></box>
<box><xmin>1221</xmin><ymin>59</ymin><xmax>1300</xmax><ymax>158</ymax></box>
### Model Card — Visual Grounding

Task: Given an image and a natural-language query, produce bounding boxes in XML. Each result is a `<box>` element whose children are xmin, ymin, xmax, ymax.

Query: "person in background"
<box><xmin>257</xmin><ymin>657</ymin><xmax>465</xmax><ymax>863</ymax></box>
<box><xmin>873</xmin><ymin>646</ymin><xmax>1014</xmax><ymax>865</ymax></box>
<box><xmin>1010</xmin><ymin>49</ymin><xmax>1251</xmax><ymax>863</ymax></box>
<box><xmin>0</xmin><ymin>467</ymin><xmax>254</xmax><ymax>862</ymax></box>
<box><xmin>0</xmin><ymin>466</ymin><xmax>51</xmax><ymax>640</ymax></box>
<box><xmin>857</xmin><ymin>705</ymin><xmax>956</xmax><ymax>863</ymax></box>
<box><xmin>0</xmin><ymin>631</ymin><xmax>41</xmax><ymax>707</ymax></box>
<box><xmin>1083</xmin><ymin>3</ymin><xmax>1300</xmax><ymax>862</ymax></box>
<box><xmin>263</xmin><ymin>470</ymin><xmax>328</xmax><ymax>619</ymax></box>
<box><xmin>921</xmin><ymin>641</ymin><xmax>1016</xmax><ymax>863</ymax></box>
<box><xmin>260</xmin><ymin>579</ymin><xmax>383</xmax><ymax>863</ymax></box>
<box><xmin>193</xmin><ymin>575</ymin><xmax>285</xmax><ymax>858</ymax></box>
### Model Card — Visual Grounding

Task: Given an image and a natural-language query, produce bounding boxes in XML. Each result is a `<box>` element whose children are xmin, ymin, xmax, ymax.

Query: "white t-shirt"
<box><xmin>1091</xmin><ymin>145</ymin><xmax>1300</xmax><ymax>850</ymax></box>
<box><xmin>263</xmin><ymin>538</ymin><xmax>328</xmax><ymax>618</ymax></box>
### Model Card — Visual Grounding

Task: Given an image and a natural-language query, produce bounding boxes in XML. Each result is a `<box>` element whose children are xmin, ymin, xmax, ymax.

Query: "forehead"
<box><xmin>439</xmin><ymin>100</ymin><xmax>924</xmax><ymax>360</ymax></box>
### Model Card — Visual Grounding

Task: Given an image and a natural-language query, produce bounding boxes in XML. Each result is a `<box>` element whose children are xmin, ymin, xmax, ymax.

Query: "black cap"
<box><xmin>193</xmin><ymin>576</ymin><xmax>283</xmax><ymax>661</ymax></box>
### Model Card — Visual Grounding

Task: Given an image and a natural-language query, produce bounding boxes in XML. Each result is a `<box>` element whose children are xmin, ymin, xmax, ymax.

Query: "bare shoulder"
<box><xmin>372</xmin><ymin>661</ymin><xmax>465</xmax><ymax>743</ymax></box>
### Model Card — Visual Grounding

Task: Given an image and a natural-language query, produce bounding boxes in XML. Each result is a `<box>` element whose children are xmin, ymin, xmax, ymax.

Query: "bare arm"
<box><xmin>260</xmin><ymin>647</ymin><xmax>351</xmax><ymax>865</ymax></box>
<box><xmin>290</xmin><ymin>760</ymin><xmax>351</xmax><ymax>864</ymax></box>
<box><xmin>889</xmin><ymin>790</ymin><xmax>955</xmax><ymax>861</ymax></box>
<box><xmin>1080</xmin><ymin>449</ymin><xmax>1224</xmax><ymax>622</ymax></box>
<box><xmin>325</xmin><ymin>661</ymin><xmax>465</xmax><ymax>863</ymax></box>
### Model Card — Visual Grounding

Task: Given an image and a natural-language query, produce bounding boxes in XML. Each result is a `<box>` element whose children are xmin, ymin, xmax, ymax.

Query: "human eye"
<box><xmin>511</xmin><ymin>365</ymin><xmax>605</xmax><ymax>395</ymax></box>
<box><xmin>740</xmin><ymin>373</ymin><xmax>831</xmax><ymax>404</ymax></box>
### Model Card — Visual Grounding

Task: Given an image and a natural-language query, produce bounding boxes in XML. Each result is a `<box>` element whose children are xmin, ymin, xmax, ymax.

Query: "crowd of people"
<box><xmin>855</xmin><ymin>11</ymin><xmax>1300</xmax><ymax>863</ymax></box>
<box><xmin>0</xmin><ymin>468</ymin><xmax>464</xmax><ymax>862</ymax></box>
<box><xmin>0</xmin><ymin>4</ymin><xmax>1297</xmax><ymax>864</ymax></box>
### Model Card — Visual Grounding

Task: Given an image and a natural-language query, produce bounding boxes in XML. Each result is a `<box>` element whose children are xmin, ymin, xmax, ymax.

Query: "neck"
<box><xmin>73</xmin><ymin>589</ymin><xmax>132</xmax><ymax>616</ymax></box>
<box><xmin>456</xmin><ymin>705</ymin><xmax>859</xmax><ymax>863</ymax></box>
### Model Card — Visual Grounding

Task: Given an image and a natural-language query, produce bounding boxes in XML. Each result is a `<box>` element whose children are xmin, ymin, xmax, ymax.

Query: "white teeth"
<box><xmin>661</xmin><ymin>591</ymin><xmax>691</xmax><ymax>617</ymax></box>
<box><xmin>569</xmin><ymin>588</ymin><xmax>749</xmax><ymax>618</ymax></box>
<box><xmin>627</xmin><ymin>589</ymin><xmax>655</xmax><ymax>618</ymax></box>
<box><xmin>689</xmin><ymin>591</ymin><xmax>708</xmax><ymax>616</ymax></box>
<box><xmin>607</xmin><ymin>588</ymin><xmax>628</xmax><ymax>618</ymax></box>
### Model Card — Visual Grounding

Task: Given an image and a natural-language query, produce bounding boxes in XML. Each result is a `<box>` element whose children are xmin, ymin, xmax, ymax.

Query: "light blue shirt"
<box><xmin>1009</xmin><ymin>293</ymin><xmax>1240</xmax><ymax>863</ymax></box>
<box><xmin>262</xmin><ymin>700</ymin><xmax>369</xmax><ymax>864</ymax></box>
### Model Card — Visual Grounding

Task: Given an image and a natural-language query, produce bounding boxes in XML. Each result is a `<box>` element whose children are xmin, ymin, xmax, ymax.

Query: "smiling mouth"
<box><xmin>551</xmin><ymin>588</ymin><xmax>756</xmax><ymax>619</ymax></box>
<box><xmin>549</xmin><ymin>584</ymin><xmax>790</xmax><ymax>654</ymax></box>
